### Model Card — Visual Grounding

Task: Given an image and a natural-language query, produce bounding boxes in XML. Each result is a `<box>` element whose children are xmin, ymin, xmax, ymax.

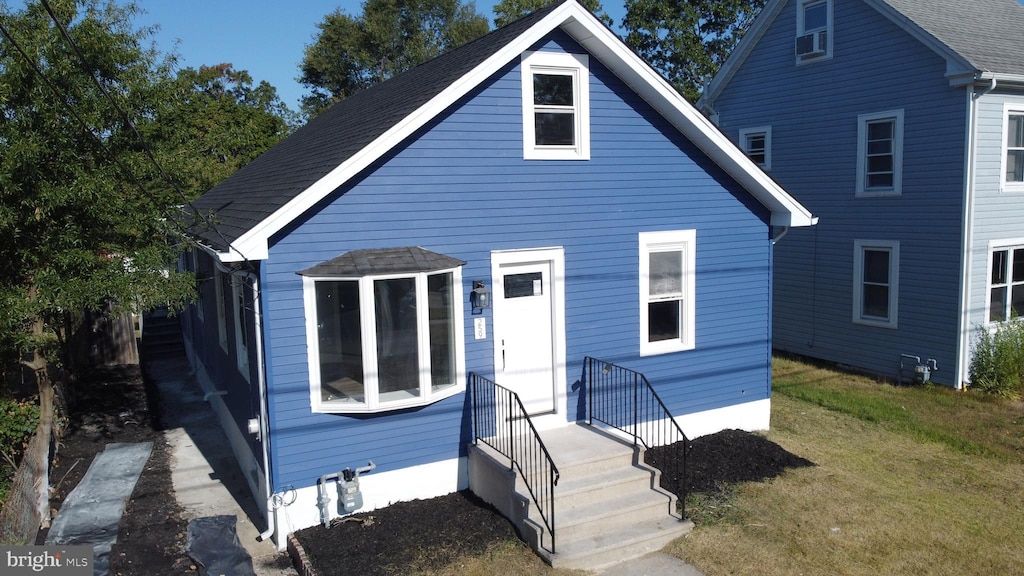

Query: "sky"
<box><xmin>135</xmin><ymin>1</ymin><xmax>629</xmax><ymax>113</ymax></box>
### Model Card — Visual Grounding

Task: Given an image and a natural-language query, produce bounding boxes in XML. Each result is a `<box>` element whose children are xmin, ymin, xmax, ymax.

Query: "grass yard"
<box><xmin>671</xmin><ymin>355</ymin><xmax>1024</xmax><ymax>576</ymax></box>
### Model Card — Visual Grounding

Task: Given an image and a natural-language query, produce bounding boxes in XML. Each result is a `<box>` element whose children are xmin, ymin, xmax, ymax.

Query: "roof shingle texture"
<box><xmin>189</xmin><ymin>1</ymin><xmax>566</xmax><ymax>251</ymax></box>
<box><xmin>879</xmin><ymin>0</ymin><xmax>1024</xmax><ymax>76</ymax></box>
<box><xmin>298</xmin><ymin>246</ymin><xmax>467</xmax><ymax>276</ymax></box>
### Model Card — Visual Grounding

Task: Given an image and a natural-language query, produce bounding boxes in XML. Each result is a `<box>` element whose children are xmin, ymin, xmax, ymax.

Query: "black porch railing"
<box><xmin>470</xmin><ymin>372</ymin><xmax>560</xmax><ymax>553</ymax></box>
<box><xmin>584</xmin><ymin>356</ymin><xmax>690</xmax><ymax>519</ymax></box>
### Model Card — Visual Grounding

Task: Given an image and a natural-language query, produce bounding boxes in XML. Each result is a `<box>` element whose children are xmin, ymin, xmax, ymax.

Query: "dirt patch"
<box><xmin>36</xmin><ymin>364</ymin><xmax>192</xmax><ymax>575</ymax></box>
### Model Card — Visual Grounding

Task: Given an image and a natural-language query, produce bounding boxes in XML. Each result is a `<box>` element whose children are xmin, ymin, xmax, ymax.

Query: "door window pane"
<box><xmin>504</xmin><ymin>272</ymin><xmax>543</xmax><ymax>298</ymax></box>
<box><xmin>375</xmin><ymin>278</ymin><xmax>420</xmax><ymax>402</ymax></box>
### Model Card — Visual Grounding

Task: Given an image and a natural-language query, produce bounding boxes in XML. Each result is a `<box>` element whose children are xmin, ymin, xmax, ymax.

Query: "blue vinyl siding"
<box><xmin>714</xmin><ymin>0</ymin><xmax>968</xmax><ymax>384</ymax></box>
<box><xmin>253</xmin><ymin>33</ymin><xmax>776</xmax><ymax>491</ymax></box>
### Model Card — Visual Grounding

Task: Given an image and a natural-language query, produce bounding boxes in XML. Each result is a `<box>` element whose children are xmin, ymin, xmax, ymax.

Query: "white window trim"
<box><xmin>521</xmin><ymin>50</ymin><xmax>590</xmax><ymax>160</ymax></box>
<box><xmin>856</xmin><ymin>110</ymin><xmax>904</xmax><ymax>197</ymax></box>
<box><xmin>215</xmin><ymin>272</ymin><xmax>228</xmax><ymax>352</ymax></box>
<box><xmin>985</xmin><ymin>237</ymin><xmax>1024</xmax><ymax>324</ymax></box>
<box><xmin>853</xmin><ymin>240</ymin><xmax>899</xmax><ymax>328</ymax></box>
<box><xmin>302</xmin><ymin>267</ymin><xmax>466</xmax><ymax>414</ymax></box>
<box><xmin>795</xmin><ymin>0</ymin><xmax>833</xmax><ymax>65</ymax></box>
<box><xmin>232</xmin><ymin>276</ymin><xmax>250</xmax><ymax>380</ymax></box>
<box><xmin>639</xmin><ymin>230</ymin><xmax>697</xmax><ymax>356</ymax></box>
<box><xmin>1000</xmin><ymin>104</ymin><xmax>1024</xmax><ymax>193</ymax></box>
<box><xmin>739</xmin><ymin>126</ymin><xmax>772</xmax><ymax>170</ymax></box>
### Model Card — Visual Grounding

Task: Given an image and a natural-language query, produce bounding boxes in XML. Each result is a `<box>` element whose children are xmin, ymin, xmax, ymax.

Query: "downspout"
<box><xmin>772</xmin><ymin>226</ymin><xmax>790</xmax><ymax>244</ymax></box>
<box><xmin>242</xmin><ymin>268</ymin><xmax>276</xmax><ymax>543</ymax></box>
<box><xmin>956</xmin><ymin>77</ymin><xmax>995</xmax><ymax>389</ymax></box>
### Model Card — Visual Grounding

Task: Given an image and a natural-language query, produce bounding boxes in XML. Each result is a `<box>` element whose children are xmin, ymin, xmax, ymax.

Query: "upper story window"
<box><xmin>521</xmin><ymin>51</ymin><xmax>590</xmax><ymax>160</ymax></box>
<box><xmin>1002</xmin><ymin>108</ymin><xmax>1024</xmax><ymax>192</ymax></box>
<box><xmin>301</xmin><ymin>247</ymin><xmax>466</xmax><ymax>413</ymax></box>
<box><xmin>856</xmin><ymin>110</ymin><xmax>903</xmax><ymax>197</ymax></box>
<box><xmin>988</xmin><ymin>244</ymin><xmax>1024</xmax><ymax>323</ymax></box>
<box><xmin>853</xmin><ymin>240</ymin><xmax>899</xmax><ymax>328</ymax></box>
<box><xmin>639</xmin><ymin>230</ymin><xmax>696</xmax><ymax>356</ymax></box>
<box><xmin>795</xmin><ymin>0</ymin><xmax>832</xmax><ymax>63</ymax></box>
<box><xmin>739</xmin><ymin>126</ymin><xmax>772</xmax><ymax>170</ymax></box>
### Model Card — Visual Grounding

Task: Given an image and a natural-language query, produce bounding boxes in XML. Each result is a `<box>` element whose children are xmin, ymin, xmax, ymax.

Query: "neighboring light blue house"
<box><xmin>700</xmin><ymin>0</ymin><xmax>1024</xmax><ymax>387</ymax></box>
<box><xmin>177</xmin><ymin>0</ymin><xmax>814</xmax><ymax>551</ymax></box>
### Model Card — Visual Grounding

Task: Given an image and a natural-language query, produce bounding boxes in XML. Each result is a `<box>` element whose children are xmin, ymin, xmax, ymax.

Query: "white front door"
<box><xmin>491</xmin><ymin>249</ymin><xmax>565</xmax><ymax>418</ymax></box>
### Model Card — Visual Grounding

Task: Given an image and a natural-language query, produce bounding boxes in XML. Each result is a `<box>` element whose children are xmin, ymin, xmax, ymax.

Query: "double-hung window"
<box><xmin>1002</xmin><ymin>107</ymin><xmax>1024</xmax><ymax>192</ymax></box>
<box><xmin>857</xmin><ymin>110</ymin><xmax>903</xmax><ymax>196</ymax></box>
<box><xmin>301</xmin><ymin>247</ymin><xmax>466</xmax><ymax>413</ymax></box>
<box><xmin>232</xmin><ymin>276</ymin><xmax>251</xmax><ymax>380</ymax></box>
<box><xmin>639</xmin><ymin>231</ymin><xmax>696</xmax><ymax>356</ymax></box>
<box><xmin>796</xmin><ymin>0</ymin><xmax>832</xmax><ymax>62</ymax></box>
<box><xmin>739</xmin><ymin>127</ymin><xmax>771</xmax><ymax>169</ymax></box>
<box><xmin>988</xmin><ymin>243</ymin><xmax>1024</xmax><ymax>322</ymax></box>
<box><xmin>521</xmin><ymin>51</ymin><xmax>590</xmax><ymax>160</ymax></box>
<box><xmin>853</xmin><ymin>240</ymin><xmax>899</xmax><ymax>328</ymax></box>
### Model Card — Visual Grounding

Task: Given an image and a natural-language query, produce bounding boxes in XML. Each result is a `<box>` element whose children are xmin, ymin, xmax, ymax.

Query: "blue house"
<box><xmin>701</xmin><ymin>0</ymin><xmax>1024</xmax><ymax>387</ymax></box>
<box><xmin>177</xmin><ymin>0</ymin><xmax>814</xmax><ymax>562</ymax></box>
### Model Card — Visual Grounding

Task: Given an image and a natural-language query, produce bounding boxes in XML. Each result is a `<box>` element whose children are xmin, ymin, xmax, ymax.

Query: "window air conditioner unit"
<box><xmin>795</xmin><ymin>30</ymin><xmax>827</xmax><ymax>56</ymax></box>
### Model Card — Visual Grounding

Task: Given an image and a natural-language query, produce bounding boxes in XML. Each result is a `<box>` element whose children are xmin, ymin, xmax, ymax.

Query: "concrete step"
<box><xmin>553</xmin><ymin>463</ymin><xmax>659</xmax><ymax>510</ymax></box>
<box><xmin>527</xmin><ymin>515</ymin><xmax>693</xmax><ymax>571</ymax></box>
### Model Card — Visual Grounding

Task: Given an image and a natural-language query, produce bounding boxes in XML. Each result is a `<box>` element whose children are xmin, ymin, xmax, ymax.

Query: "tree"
<box><xmin>492</xmin><ymin>0</ymin><xmax>613</xmax><ymax>28</ymax></box>
<box><xmin>622</xmin><ymin>0</ymin><xmax>766</xmax><ymax>102</ymax></box>
<box><xmin>0</xmin><ymin>0</ymin><xmax>194</xmax><ymax>527</ymax></box>
<box><xmin>299</xmin><ymin>0</ymin><xmax>490</xmax><ymax>118</ymax></box>
<box><xmin>145</xmin><ymin>64</ymin><xmax>297</xmax><ymax>198</ymax></box>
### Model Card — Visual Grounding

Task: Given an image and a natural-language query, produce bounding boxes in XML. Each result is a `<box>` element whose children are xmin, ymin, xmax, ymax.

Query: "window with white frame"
<box><xmin>988</xmin><ymin>244</ymin><xmax>1024</xmax><ymax>322</ymax></box>
<box><xmin>857</xmin><ymin>110</ymin><xmax>903</xmax><ymax>196</ymax></box>
<box><xmin>639</xmin><ymin>230</ymin><xmax>696</xmax><ymax>356</ymax></box>
<box><xmin>215</xmin><ymin>272</ymin><xmax>228</xmax><ymax>351</ymax></box>
<box><xmin>1002</xmin><ymin>108</ymin><xmax>1024</xmax><ymax>192</ymax></box>
<box><xmin>795</xmin><ymin>0</ymin><xmax>832</xmax><ymax>62</ymax></box>
<box><xmin>301</xmin><ymin>248</ymin><xmax>465</xmax><ymax>413</ymax></box>
<box><xmin>521</xmin><ymin>51</ymin><xmax>590</xmax><ymax>160</ymax></box>
<box><xmin>853</xmin><ymin>240</ymin><xmax>899</xmax><ymax>328</ymax></box>
<box><xmin>232</xmin><ymin>276</ymin><xmax>250</xmax><ymax>380</ymax></box>
<box><xmin>739</xmin><ymin>127</ymin><xmax>771</xmax><ymax>169</ymax></box>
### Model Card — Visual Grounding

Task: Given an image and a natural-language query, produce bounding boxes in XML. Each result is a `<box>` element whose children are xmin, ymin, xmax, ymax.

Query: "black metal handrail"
<box><xmin>470</xmin><ymin>372</ymin><xmax>560</xmax><ymax>553</ymax></box>
<box><xmin>584</xmin><ymin>356</ymin><xmax>690</xmax><ymax>519</ymax></box>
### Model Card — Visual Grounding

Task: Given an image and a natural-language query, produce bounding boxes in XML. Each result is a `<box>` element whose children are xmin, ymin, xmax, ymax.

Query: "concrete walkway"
<box><xmin>143</xmin><ymin>337</ymin><xmax>295</xmax><ymax>575</ymax></box>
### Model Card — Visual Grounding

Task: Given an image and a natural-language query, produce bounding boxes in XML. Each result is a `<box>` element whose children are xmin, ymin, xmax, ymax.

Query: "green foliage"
<box><xmin>144</xmin><ymin>64</ymin><xmax>297</xmax><ymax>198</ymax></box>
<box><xmin>299</xmin><ymin>0</ymin><xmax>490</xmax><ymax>118</ymax></box>
<box><xmin>622</xmin><ymin>0</ymin><xmax>766</xmax><ymax>102</ymax></box>
<box><xmin>0</xmin><ymin>397</ymin><xmax>39</xmax><ymax>504</ymax></box>
<box><xmin>492</xmin><ymin>0</ymin><xmax>613</xmax><ymax>28</ymax></box>
<box><xmin>969</xmin><ymin>322</ymin><xmax>1024</xmax><ymax>399</ymax></box>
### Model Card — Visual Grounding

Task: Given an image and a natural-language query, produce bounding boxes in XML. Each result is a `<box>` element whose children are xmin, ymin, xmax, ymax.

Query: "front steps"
<box><xmin>469</xmin><ymin>423</ymin><xmax>693</xmax><ymax>571</ymax></box>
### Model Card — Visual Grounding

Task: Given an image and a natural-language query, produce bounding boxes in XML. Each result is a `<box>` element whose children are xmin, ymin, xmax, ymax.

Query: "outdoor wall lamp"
<box><xmin>470</xmin><ymin>280</ymin><xmax>491</xmax><ymax>313</ymax></box>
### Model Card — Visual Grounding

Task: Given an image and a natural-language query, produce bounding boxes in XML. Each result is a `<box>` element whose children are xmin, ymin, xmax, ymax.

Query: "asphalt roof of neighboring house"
<box><xmin>879</xmin><ymin>0</ymin><xmax>1024</xmax><ymax>76</ymax></box>
<box><xmin>187</xmin><ymin>2</ymin><xmax>562</xmax><ymax>252</ymax></box>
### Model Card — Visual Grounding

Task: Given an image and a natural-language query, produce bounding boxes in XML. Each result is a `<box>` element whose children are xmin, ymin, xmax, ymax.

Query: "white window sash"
<box><xmin>521</xmin><ymin>51</ymin><xmax>590</xmax><ymax>160</ymax></box>
<box><xmin>639</xmin><ymin>230</ymin><xmax>696</xmax><ymax>356</ymax></box>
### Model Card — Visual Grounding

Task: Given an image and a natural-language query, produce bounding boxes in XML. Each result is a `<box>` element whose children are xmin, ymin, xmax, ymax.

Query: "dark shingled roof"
<box><xmin>878</xmin><ymin>0</ymin><xmax>1024</xmax><ymax>76</ymax></box>
<box><xmin>298</xmin><ymin>247</ymin><xmax>466</xmax><ymax>277</ymax></box>
<box><xmin>188</xmin><ymin>1</ymin><xmax>566</xmax><ymax>252</ymax></box>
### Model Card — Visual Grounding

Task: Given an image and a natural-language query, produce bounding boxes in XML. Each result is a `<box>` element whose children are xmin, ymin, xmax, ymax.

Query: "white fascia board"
<box><xmin>565</xmin><ymin>12</ymin><xmax>816</xmax><ymax>227</ymax></box>
<box><xmin>227</xmin><ymin>2</ymin><xmax>587</xmax><ymax>262</ymax></box>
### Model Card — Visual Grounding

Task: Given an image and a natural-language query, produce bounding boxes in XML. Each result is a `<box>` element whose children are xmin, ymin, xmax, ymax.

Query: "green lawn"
<box><xmin>670</xmin><ymin>355</ymin><xmax>1024</xmax><ymax>576</ymax></box>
